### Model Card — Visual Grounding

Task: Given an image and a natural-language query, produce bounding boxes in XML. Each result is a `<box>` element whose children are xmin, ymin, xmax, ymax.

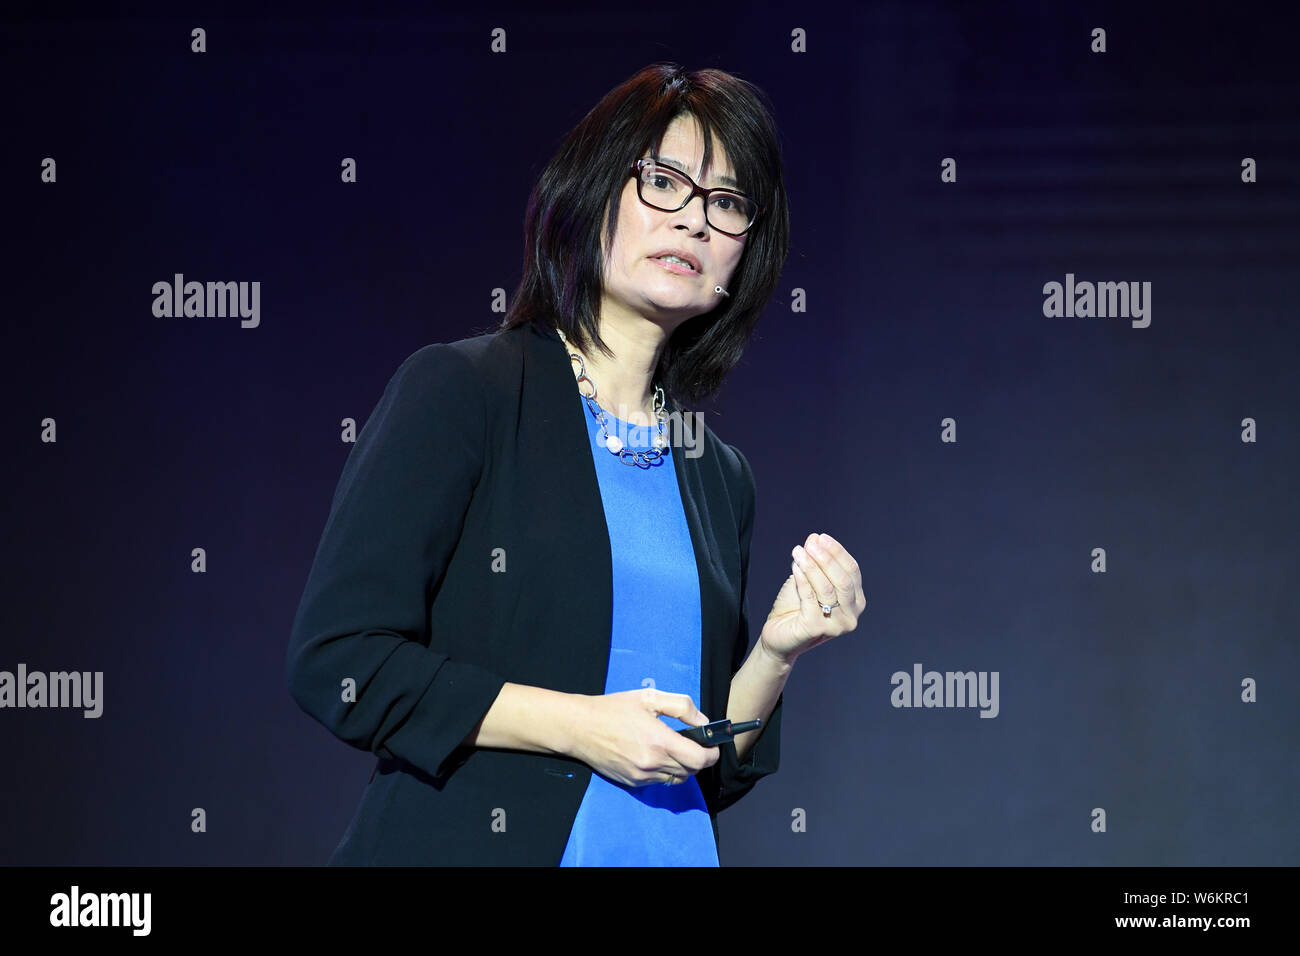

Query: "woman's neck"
<box><xmin>564</xmin><ymin>322</ymin><xmax>665</xmax><ymax>427</ymax></box>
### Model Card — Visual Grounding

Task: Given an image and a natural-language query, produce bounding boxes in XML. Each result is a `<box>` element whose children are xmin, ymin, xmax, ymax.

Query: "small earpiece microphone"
<box><xmin>714</xmin><ymin>286</ymin><xmax>729</xmax><ymax>297</ymax></box>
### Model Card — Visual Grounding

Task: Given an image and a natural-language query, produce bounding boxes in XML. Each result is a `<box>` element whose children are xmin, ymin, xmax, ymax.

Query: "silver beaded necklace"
<box><xmin>557</xmin><ymin>327</ymin><xmax>669</xmax><ymax>467</ymax></box>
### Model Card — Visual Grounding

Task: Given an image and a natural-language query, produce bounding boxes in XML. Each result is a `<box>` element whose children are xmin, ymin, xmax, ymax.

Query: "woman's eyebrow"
<box><xmin>656</xmin><ymin>155</ymin><xmax>742</xmax><ymax>191</ymax></box>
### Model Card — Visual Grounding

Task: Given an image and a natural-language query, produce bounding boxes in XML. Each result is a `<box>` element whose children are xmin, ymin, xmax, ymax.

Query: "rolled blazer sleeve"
<box><xmin>285</xmin><ymin>344</ymin><xmax>508</xmax><ymax>781</ymax></box>
<box><xmin>713</xmin><ymin>442</ymin><xmax>783</xmax><ymax>812</ymax></box>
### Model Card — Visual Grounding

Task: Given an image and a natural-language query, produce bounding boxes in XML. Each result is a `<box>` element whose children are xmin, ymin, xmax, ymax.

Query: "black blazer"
<box><xmin>286</xmin><ymin>319</ymin><xmax>782</xmax><ymax>865</ymax></box>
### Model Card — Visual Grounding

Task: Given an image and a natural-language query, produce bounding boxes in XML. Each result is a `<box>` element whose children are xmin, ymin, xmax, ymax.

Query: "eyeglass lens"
<box><xmin>637</xmin><ymin>163</ymin><xmax>756</xmax><ymax>235</ymax></box>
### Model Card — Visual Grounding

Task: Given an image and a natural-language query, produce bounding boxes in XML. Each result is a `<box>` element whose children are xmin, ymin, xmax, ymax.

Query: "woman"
<box><xmin>286</xmin><ymin>63</ymin><xmax>865</xmax><ymax>866</ymax></box>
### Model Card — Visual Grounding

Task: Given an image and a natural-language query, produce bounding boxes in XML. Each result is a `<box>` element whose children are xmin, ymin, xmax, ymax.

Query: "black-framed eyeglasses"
<box><xmin>629</xmin><ymin>158</ymin><xmax>765</xmax><ymax>237</ymax></box>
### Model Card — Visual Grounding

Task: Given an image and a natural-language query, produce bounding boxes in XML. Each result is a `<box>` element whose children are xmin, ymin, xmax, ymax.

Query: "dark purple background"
<box><xmin>3</xmin><ymin>1</ymin><xmax>1297</xmax><ymax>865</ymax></box>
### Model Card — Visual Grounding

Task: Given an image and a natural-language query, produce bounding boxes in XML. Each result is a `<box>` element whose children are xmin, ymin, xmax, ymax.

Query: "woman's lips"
<box><xmin>651</xmin><ymin>257</ymin><xmax>699</xmax><ymax>276</ymax></box>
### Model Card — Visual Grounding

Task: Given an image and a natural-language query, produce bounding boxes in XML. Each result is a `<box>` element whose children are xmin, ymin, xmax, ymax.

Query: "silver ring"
<box><xmin>819</xmin><ymin>600</ymin><xmax>839</xmax><ymax>616</ymax></box>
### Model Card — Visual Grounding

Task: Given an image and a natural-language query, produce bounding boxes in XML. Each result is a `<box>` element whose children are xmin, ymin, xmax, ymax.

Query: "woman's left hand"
<box><xmin>759</xmin><ymin>532</ymin><xmax>865</xmax><ymax>666</ymax></box>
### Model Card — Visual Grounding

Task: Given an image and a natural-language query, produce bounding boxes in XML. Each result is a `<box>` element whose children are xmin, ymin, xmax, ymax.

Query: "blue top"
<box><xmin>559</xmin><ymin>393</ymin><xmax>720</xmax><ymax>867</ymax></box>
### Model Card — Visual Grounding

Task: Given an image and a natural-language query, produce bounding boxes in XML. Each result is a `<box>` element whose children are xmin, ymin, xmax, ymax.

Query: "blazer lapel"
<box><xmin>669</xmin><ymin>396</ymin><xmax>729</xmax><ymax>724</ymax></box>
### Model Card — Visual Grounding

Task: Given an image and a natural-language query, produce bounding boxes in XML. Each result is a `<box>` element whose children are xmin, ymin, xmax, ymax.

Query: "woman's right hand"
<box><xmin>565</xmin><ymin>688</ymin><xmax>720</xmax><ymax>788</ymax></box>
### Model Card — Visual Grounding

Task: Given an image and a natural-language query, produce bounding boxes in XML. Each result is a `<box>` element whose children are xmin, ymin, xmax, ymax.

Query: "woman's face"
<box><xmin>601</xmin><ymin>113</ymin><xmax>749</xmax><ymax>330</ymax></box>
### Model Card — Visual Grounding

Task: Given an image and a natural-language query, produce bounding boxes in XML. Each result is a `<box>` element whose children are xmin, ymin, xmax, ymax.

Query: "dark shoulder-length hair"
<box><xmin>496</xmin><ymin>62</ymin><xmax>790</xmax><ymax>411</ymax></box>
